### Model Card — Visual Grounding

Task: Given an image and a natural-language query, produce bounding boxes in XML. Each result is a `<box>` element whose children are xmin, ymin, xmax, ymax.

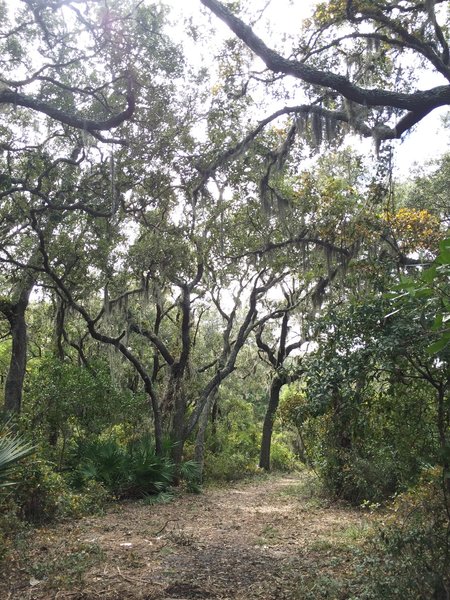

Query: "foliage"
<box><xmin>393</xmin><ymin>236</ymin><xmax>450</xmax><ymax>354</ymax></box>
<box><xmin>204</xmin><ymin>452</ymin><xmax>260</xmax><ymax>482</ymax></box>
<box><xmin>0</xmin><ymin>420</ymin><xmax>34</xmax><ymax>489</ymax></box>
<box><xmin>380</xmin><ymin>207</ymin><xmax>442</xmax><ymax>253</ymax></box>
<box><xmin>12</xmin><ymin>458</ymin><xmax>72</xmax><ymax>523</ymax></box>
<box><xmin>203</xmin><ymin>398</ymin><xmax>261</xmax><ymax>481</ymax></box>
<box><xmin>73</xmin><ymin>437</ymin><xmax>168</xmax><ymax>497</ymax></box>
<box><xmin>201</xmin><ymin>0</ymin><xmax>450</xmax><ymax>148</ymax></box>
<box><xmin>297</xmin><ymin>295</ymin><xmax>446</xmax><ymax>503</ymax></box>
<box><xmin>0</xmin><ymin>496</ymin><xmax>27</xmax><ymax>562</ymax></box>
<box><xmin>0</xmin><ymin>0</ymin><xmax>447</xmax><ymax>588</ymax></box>
<box><xmin>23</xmin><ymin>357</ymin><xmax>146</xmax><ymax>448</ymax></box>
<box><xmin>201</xmin><ymin>396</ymin><xmax>298</xmax><ymax>480</ymax></box>
<box><xmin>72</xmin><ymin>435</ymin><xmax>200</xmax><ymax>498</ymax></box>
<box><xmin>269</xmin><ymin>434</ymin><xmax>299</xmax><ymax>472</ymax></box>
<box><xmin>353</xmin><ymin>468</ymin><xmax>450</xmax><ymax>599</ymax></box>
<box><xmin>3</xmin><ymin>453</ymin><xmax>109</xmax><ymax>526</ymax></box>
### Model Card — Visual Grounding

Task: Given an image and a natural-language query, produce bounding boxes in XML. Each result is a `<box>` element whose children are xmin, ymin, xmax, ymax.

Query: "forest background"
<box><xmin>0</xmin><ymin>0</ymin><xmax>449</xmax><ymax>598</ymax></box>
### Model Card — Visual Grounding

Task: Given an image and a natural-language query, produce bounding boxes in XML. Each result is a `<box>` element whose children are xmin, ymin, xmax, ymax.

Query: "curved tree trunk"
<box><xmin>259</xmin><ymin>375</ymin><xmax>285</xmax><ymax>471</ymax></box>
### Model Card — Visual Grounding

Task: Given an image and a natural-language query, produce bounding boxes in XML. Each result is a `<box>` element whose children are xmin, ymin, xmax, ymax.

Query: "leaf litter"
<box><xmin>1</xmin><ymin>473</ymin><xmax>370</xmax><ymax>599</ymax></box>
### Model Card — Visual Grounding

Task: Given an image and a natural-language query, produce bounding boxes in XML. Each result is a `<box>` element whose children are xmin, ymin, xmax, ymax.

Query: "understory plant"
<box><xmin>0</xmin><ymin>420</ymin><xmax>34</xmax><ymax>489</ymax></box>
<box><xmin>72</xmin><ymin>435</ymin><xmax>199</xmax><ymax>497</ymax></box>
<box><xmin>0</xmin><ymin>421</ymin><xmax>34</xmax><ymax>559</ymax></box>
<box><xmin>354</xmin><ymin>467</ymin><xmax>450</xmax><ymax>599</ymax></box>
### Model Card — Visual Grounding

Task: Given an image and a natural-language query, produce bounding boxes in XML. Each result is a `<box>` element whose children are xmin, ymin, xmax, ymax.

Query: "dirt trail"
<box><xmin>2</xmin><ymin>474</ymin><xmax>368</xmax><ymax>599</ymax></box>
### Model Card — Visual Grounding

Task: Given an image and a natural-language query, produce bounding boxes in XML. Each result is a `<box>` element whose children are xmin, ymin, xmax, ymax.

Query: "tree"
<box><xmin>302</xmin><ymin>294</ymin><xmax>449</xmax><ymax>501</ymax></box>
<box><xmin>256</xmin><ymin>307</ymin><xmax>304</xmax><ymax>471</ymax></box>
<box><xmin>0</xmin><ymin>0</ymin><xmax>135</xmax><ymax>141</ymax></box>
<box><xmin>199</xmin><ymin>0</ymin><xmax>450</xmax><ymax>162</ymax></box>
<box><xmin>0</xmin><ymin>0</ymin><xmax>189</xmax><ymax>417</ymax></box>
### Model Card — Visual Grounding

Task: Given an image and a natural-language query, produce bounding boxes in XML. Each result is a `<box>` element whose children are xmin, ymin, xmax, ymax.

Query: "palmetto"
<box><xmin>0</xmin><ymin>422</ymin><xmax>34</xmax><ymax>488</ymax></box>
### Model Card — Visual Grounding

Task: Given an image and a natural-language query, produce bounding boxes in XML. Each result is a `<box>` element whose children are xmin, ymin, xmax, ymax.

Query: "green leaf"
<box><xmin>427</xmin><ymin>334</ymin><xmax>450</xmax><ymax>355</ymax></box>
<box><xmin>0</xmin><ymin>423</ymin><xmax>35</xmax><ymax>487</ymax></box>
<box><xmin>421</xmin><ymin>266</ymin><xmax>437</xmax><ymax>283</ymax></box>
<box><xmin>432</xmin><ymin>312</ymin><xmax>443</xmax><ymax>331</ymax></box>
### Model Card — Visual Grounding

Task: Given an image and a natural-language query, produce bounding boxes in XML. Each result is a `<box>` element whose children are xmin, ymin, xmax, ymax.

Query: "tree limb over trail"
<box><xmin>200</xmin><ymin>0</ymin><xmax>450</xmax><ymax>143</ymax></box>
<box><xmin>0</xmin><ymin>73</ymin><xmax>135</xmax><ymax>144</ymax></box>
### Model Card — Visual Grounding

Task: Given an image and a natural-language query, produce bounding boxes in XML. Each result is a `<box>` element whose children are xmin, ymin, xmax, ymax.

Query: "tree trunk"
<box><xmin>194</xmin><ymin>390</ymin><xmax>217</xmax><ymax>482</ymax></box>
<box><xmin>144</xmin><ymin>382</ymin><xmax>163</xmax><ymax>457</ymax></box>
<box><xmin>170</xmin><ymin>391</ymin><xmax>186</xmax><ymax>486</ymax></box>
<box><xmin>4</xmin><ymin>300</ymin><xmax>28</xmax><ymax>414</ymax></box>
<box><xmin>436</xmin><ymin>386</ymin><xmax>450</xmax><ymax>497</ymax></box>
<box><xmin>152</xmin><ymin>397</ymin><xmax>164</xmax><ymax>457</ymax></box>
<box><xmin>259</xmin><ymin>375</ymin><xmax>285</xmax><ymax>471</ymax></box>
<box><xmin>165</xmin><ymin>365</ymin><xmax>188</xmax><ymax>478</ymax></box>
<box><xmin>295</xmin><ymin>426</ymin><xmax>310</xmax><ymax>466</ymax></box>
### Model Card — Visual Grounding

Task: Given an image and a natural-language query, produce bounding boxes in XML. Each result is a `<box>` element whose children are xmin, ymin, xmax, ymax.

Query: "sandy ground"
<box><xmin>1</xmin><ymin>473</ymin><xmax>368</xmax><ymax>600</ymax></box>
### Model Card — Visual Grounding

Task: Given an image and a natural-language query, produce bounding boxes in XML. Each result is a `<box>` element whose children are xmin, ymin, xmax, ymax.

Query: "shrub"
<box><xmin>0</xmin><ymin>497</ymin><xmax>27</xmax><ymax>561</ymax></box>
<box><xmin>123</xmin><ymin>437</ymin><xmax>174</xmax><ymax>497</ymax></box>
<box><xmin>203</xmin><ymin>398</ymin><xmax>261</xmax><ymax>481</ymax></box>
<box><xmin>57</xmin><ymin>480</ymin><xmax>110</xmax><ymax>518</ymax></box>
<box><xmin>72</xmin><ymin>435</ymin><xmax>196</xmax><ymax>498</ymax></box>
<box><xmin>13</xmin><ymin>458</ymin><xmax>71</xmax><ymax>523</ymax></box>
<box><xmin>12</xmin><ymin>456</ymin><xmax>109</xmax><ymax>524</ymax></box>
<box><xmin>354</xmin><ymin>467</ymin><xmax>450</xmax><ymax>599</ymax></box>
<box><xmin>75</xmin><ymin>438</ymin><xmax>127</xmax><ymax>493</ymax></box>
<box><xmin>0</xmin><ymin>420</ymin><xmax>34</xmax><ymax>489</ymax></box>
<box><xmin>270</xmin><ymin>435</ymin><xmax>300</xmax><ymax>472</ymax></box>
<box><xmin>204</xmin><ymin>452</ymin><xmax>259</xmax><ymax>481</ymax></box>
<box><xmin>318</xmin><ymin>445</ymin><xmax>403</xmax><ymax>504</ymax></box>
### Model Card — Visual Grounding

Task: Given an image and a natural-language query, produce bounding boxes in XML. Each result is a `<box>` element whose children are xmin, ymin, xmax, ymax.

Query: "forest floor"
<box><xmin>1</xmin><ymin>472</ymin><xmax>373</xmax><ymax>600</ymax></box>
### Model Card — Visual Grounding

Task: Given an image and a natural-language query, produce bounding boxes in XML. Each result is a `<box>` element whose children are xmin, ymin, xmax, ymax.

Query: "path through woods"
<box><xmin>2</xmin><ymin>474</ymin><xmax>370</xmax><ymax>599</ymax></box>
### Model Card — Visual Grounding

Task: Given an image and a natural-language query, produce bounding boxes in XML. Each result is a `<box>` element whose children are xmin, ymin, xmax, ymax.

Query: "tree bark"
<box><xmin>168</xmin><ymin>369</ymin><xmax>188</xmax><ymax>475</ymax></box>
<box><xmin>3</xmin><ymin>299</ymin><xmax>29</xmax><ymax>414</ymax></box>
<box><xmin>0</xmin><ymin>74</ymin><xmax>135</xmax><ymax>141</ymax></box>
<box><xmin>194</xmin><ymin>390</ymin><xmax>217</xmax><ymax>482</ymax></box>
<box><xmin>259</xmin><ymin>375</ymin><xmax>285</xmax><ymax>471</ymax></box>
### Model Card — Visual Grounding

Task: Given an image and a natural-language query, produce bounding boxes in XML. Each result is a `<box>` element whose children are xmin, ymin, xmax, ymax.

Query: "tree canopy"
<box><xmin>200</xmin><ymin>0</ymin><xmax>450</xmax><ymax>145</ymax></box>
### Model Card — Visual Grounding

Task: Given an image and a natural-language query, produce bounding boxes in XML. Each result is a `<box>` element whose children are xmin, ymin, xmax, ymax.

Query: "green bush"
<box><xmin>75</xmin><ymin>439</ymin><xmax>127</xmax><ymax>492</ymax></box>
<box><xmin>123</xmin><ymin>437</ymin><xmax>174</xmax><ymax>497</ymax></box>
<box><xmin>23</xmin><ymin>357</ymin><xmax>148</xmax><ymax>452</ymax></box>
<box><xmin>13</xmin><ymin>458</ymin><xmax>71</xmax><ymax>523</ymax></box>
<box><xmin>11</xmin><ymin>455</ymin><xmax>108</xmax><ymax>524</ymax></box>
<box><xmin>0</xmin><ymin>421</ymin><xmax>34</xmax><ymax>489</ymax></box>
<box><xmin>354</xmin><ymin>468</ymin><xmax>450</xmax><ymax>599</ymax></box>
<box><xmin>72</xmin><ymin>435</ymin><xmax>197</xmax><ymax>498</ymax></box>
<box><xmin>270</xmin><ymin>435</ymin><xmax>299</xmax><ymax>472</ymax></box>
<box><xmin>204</xmin><ymin>451</ymin><xmax>260</xmax><ymax>481</ymax></box>
<box><xmin>0</xmin><ymin>497</ymin><xmax>27</xmax><ymax>561</ymax></box>
<box><xmin>57</xmin><ymin>480</ymin><xmax>110</xmax><ymax>518</ymax></box>
<box><xmin>317</xmin><ymin>444</ymin><xmax>402</xmax><ymax>504</ymax></box>
<box><xmin>203</xmin><ymin>398</ymin><xmax>261</xmax><ymax>481</ymax></box>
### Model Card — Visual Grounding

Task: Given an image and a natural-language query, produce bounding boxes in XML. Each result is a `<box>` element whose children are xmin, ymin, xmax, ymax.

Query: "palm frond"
<box><xmin>0</xmin><ymin>424</ymin><xmax>34</xmax><ymax>488</ymax></box>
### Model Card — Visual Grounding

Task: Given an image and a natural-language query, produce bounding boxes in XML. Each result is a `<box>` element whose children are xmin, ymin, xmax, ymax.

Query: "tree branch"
<box><xmin>0</xmin><ymin>72</ymin><xmax>135</xmax><ymax>143</ymax></box>
<box><xmin>200</xmin><ymin>0</ymin><xmax>450</xmax><ymax>140</ymax></box>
